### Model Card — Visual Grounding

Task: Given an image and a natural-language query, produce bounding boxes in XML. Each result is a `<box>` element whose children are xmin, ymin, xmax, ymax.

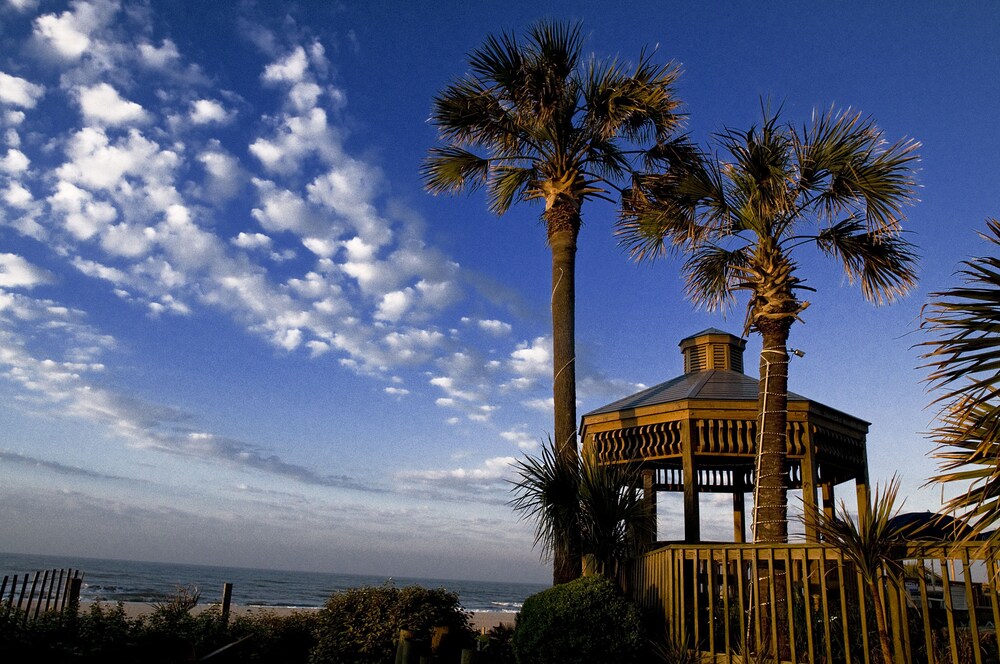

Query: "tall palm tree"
<box><xmin>921</xmin><ymin>218</ymin><xmax>1000</xmax><ymax>547</ymax></box>
<box><xmin>423</xmin><ymin>20</ymin><xmax>687</xmax><ymax>583</ymax></box>
<box><xmin>618</xmin><ymin>107</ymin><xmax>919</xmax><ymax>543</ymax></box>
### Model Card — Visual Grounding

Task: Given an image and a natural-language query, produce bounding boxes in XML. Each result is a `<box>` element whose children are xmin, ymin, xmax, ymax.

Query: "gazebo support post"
<box><xmin>855</xmin><ymin>472</ymin><xmax>871</xmax><ymax>532</ymax></box>
<box><xmin>801</xmin><ymin>430</ymin><xmax>819</xmax><ymax>542</ymax></box>
<box><xmin>733</xmin><ymin>484</ymin><xmax>746</xmax><ymax>543</ymax></box>
<box><xmin>642</xmin><ymin>468</ymin><xmax>657</xmax><ymax>544</ymax></box>
<box><xmin>821</xmin><ymin>483</ymin><xmax>836</xmax><ymax>524</ymax></box>
<box><xmin>681</xmin><ymin>421</ymin><xmax>700</xmax><ymax>543</ymax></box>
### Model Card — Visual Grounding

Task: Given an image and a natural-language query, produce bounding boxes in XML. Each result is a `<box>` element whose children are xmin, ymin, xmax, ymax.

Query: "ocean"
<box><xmin>0</xmin><ymin>552</ymin><xmax>549</xmax><ymax>614</ymax></box>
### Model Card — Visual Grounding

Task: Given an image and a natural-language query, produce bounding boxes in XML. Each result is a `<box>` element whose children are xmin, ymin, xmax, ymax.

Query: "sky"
<box><xmin>0</xmin><ymin>1</ymin><xmax>997</xmax><ymax>585</ymax></box>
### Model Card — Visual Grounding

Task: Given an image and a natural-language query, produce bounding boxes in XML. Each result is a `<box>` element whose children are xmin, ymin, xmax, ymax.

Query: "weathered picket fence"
<box><xmin>0</xmin><ymin>568</ymin><xmax>83</xmax><ymax>622</ymax></box>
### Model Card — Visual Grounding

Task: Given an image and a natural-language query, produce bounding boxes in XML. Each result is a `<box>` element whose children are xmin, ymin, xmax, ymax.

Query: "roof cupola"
<box><xmin>679</xmin><ymin>328</ymin><xmax>747</xmax><ymax>374</ymax></box>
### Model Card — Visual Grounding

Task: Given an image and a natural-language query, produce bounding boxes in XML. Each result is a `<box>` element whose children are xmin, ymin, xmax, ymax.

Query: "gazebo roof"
<box><xmin>586</xmin><ymin>370</ymin><xmax>808</xmax><ymax>417</ymax></box>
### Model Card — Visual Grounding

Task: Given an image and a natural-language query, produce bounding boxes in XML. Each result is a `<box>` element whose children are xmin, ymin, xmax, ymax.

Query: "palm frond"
<box><xmin>804</xmin><ymin>476</ymin><xmax>909</xmax><ymax>582</ymax></box>
<box><xmin>921</xmin><ymin>220</ymin><xmax>1000</xmax><ymax>401</ymax></box>
<box><xmin>930</xmin><ymin>400</ymin><xmax>1000</xmax><ymax>546</ymax></box>
<box><xmin>578</xmin><ymin>460</ymin><xmax>649</xmax><ymax>575</ymax></box>
<box><xmin>422</xmin><ymin>146</ymin><xmax>491</xmax><ymax>195</ymax></box>
<box><xmin>582</xmin><ymin>53</ymin><xmax>683</xmax><ymax>144</ymax></box>
<box><xmin>683</xmin><ymin>243</ymin><xmax>749</xmax><ymax>312</ymax></box>
<box><xmin>508</xmin><ymin>437</ymin><xmax>579</xmax><ymax>558</ymax></box>
<box><xmin>797</xmin><ymin>108</ymin><xmax>920</xmax><ymax>232</ymax></box>
<box><xmin>487</xmin><ymin>165</ymin><xmax>536</xmax><ymax>215</ymax></box>
<box><xmin>920</xmin><ymin>219</ymin><xmax>1000</xmax><ymax>547</ymax></box>
<box><xmin>814</xmin><ymin>217</ymin><xmax>918</xmax><ymax>305</ymax></box>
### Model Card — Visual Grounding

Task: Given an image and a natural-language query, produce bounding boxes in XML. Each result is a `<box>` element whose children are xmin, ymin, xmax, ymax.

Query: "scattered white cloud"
<box><xmin>0</xmin><ymin>148</ymin><xmax>29</xmax><ymax>173</ymax></box>
<box><xmin>384</xmin><ymin>386</ymin><xmax>409</xmax><ymax>397</ymax></box>
<box><xmin>31</xmin><ymin>0</ymin><xmax>117</xmax><ymax>61</ymax></box>
<box><xmin>189</xmin><ymin>99</ymin><xmax>230</xmax><ymax>125</ymax></box>
<box><xmin>501</xmin><ymin>427</ymin><xmax>540</xmax><ymax>452</ymax></box>
<box><xmin>6</xmin><ymin>0</ymin><xmax>40</xmax><ymax>12</ymax></box>
<box><xmin>138</xmin><ymin>39</ymin><xmax>181</xmax><ymax>69</ymax></box>
<box><xmin>0</xmin><ymin>253</ymin><xmax>53</xmax><ymax>288</ymax></box>
<box><xmin>232</xmin><ymin>232</ymin><xmax>272</xmax><ymax>250</ymax></box>
<box><xmin>0</xmin><ymin>72</ymin><xmax>45</xmax><ymax>108</ymax></box>
<box><xmin>77</xmin><ymin>83</ymin><xmax>148</xmax><ymax>125</ymax></box>
<box><xmin>523</xmin><ymin>397</ymin><xmax>554</xmax><ymax>413</ymax></box>
<box><xmin>506</xmin><ymin>336</ymin><xmax>551</xmax><ymax>390</ymax></box>
<box><xmin>262</xmin><ymin>46</ymin><xmax>309</xmax><ymax>84</ymax></box>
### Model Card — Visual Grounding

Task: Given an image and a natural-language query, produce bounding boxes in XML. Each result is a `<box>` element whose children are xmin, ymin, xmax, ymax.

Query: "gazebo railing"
<box><xmin>620</xmin><ymin>542</ymin><xmax>1000</xmax><ymax>664</ymax></box>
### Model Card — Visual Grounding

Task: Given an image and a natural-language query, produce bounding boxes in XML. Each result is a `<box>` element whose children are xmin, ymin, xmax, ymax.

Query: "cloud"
<box><xmin>506</xmin><ymin>336</ymin><xmax>551</xmax><ymax>389</ymax></box>
<box><xmin>232</xmin><ymin>232</ymin><xmax>272</xmax><ymax>250</ymax></box>
<box><xmin>384</xmin><ymin>386</ymin><xmax>409</xmax><ymax>397</ymax></box>
<box><xmin>0</xmin><ymin>253</ymin><xmax>54</xmax><ymax>288</ymax></box>
<box><xmin>77</xmin><ymin>83</ymin><xmax>149</xmax><ymax>125</ymax></box>
<box><xmin>0</xmin><ymin>450</ymin><xmax>127</xmax><ymax>480</ymax></box>
<box><xmin>0</xmin><ymin>72</ymin><xmax>45</xmax><ymax>108</ymax></box>
<box><xmin>501</xmin><ymin>427</ymin><xmax>541</xmax><ymax>452</ymax></box>
<box><xmin>6</xmin><ymin>0</ymin><xmax>40</xmax><ymax>12</ymax></box>
<box><xmin>262</xmin><ymin>46</ymin><xmax>309</xmax><ymax>84</ymax></box>
<box><xmin>0</xmin><ymin>148</ymin><xmax>29</xmax><ymax>173</ymax></box>
<box><xmin>189</xmin><ymin>99</ymin><xmax>230</xmax><ymax>125</ymax></box>
<box><xmin>31</xmin><ymin>0</ymin><xmax>117</xmax><ymax>60</ymax></box>
<box><xmin>395</xmin><ymin>456</ymin><xmax>517</xmax><ymax>503</ymax></box>
<box><xmin>138</xmin><ymin>39</ymin><xmax>181</xmax><ymax>69</ymax></box>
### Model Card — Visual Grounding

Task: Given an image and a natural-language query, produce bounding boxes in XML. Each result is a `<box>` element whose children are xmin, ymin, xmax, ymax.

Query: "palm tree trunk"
<box><xmin>753</xmin><ymin>320</ymin><xmax>793</xmax><ymax>659</ymax></box>
<box><xmin>755</xmin><ymin>322</ymin><xmax>790</xmax><ymax>543</ymax></box>
<box><xmin>871</xmin><ymin>577</ymin><xmax>894</xmax><ymax>664</ymax></box>
<box><xmin>548</xmin><ymin>208</ymin><xmax>581</xmax><ymax>585</ymax></box>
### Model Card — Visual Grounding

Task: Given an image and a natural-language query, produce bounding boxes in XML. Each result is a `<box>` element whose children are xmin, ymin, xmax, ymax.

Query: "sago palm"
<box><xmin>424</xmin><ymin>20</ymin><xmax>688</xmax><ymax>582</ymax></box>
<box><xmin>921</xmin><ymin>219</ymin><xmax>1000</xmax><ymax>547</ymax></box>
<box><xmin>509</xmin><ymin>438</ymin><xmax>649</xmax><ymax>579</ymax></box>
<box><xmin>803</xmin><ymin>477</ymin><xmax>910</xmax><ymax>664</ymax></box>
<box><xmin>618</xmin><ymin>107</ymin><xmax>919</xmax><ymax>542</ymax></box>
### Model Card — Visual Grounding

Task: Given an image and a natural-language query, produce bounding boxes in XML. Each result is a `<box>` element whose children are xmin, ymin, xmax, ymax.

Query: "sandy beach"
<box><xmin>81</xmin><ymin>601</ymin><xmax>516</xmax><ymax>633</ymax></box>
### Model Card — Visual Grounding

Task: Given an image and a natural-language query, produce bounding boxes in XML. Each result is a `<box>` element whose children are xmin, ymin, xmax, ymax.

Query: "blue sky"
<box><xmin>0</xmin><ymin>0</ymin><xmax>997</xmax><ymax>584</ymax></box>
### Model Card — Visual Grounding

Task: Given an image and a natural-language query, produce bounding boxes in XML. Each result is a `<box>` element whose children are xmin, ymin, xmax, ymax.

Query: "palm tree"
<box><xmin>921</xmin><ymin>218</ymin><xmax>1000</xmax><ymax>547</ymax></box>
<box><xmin>423</xmin><ymin>20</ymin><xmax>687</xmax><ymax>583</ymax></box>
<box><xmin>617</xmin><ymin>106</ymin><xmax>919</xmax><ymax>543</ymax></box>
<box><xmin>509</xmin><ymin>438</ymin><xmax>649</xmax><ymax>579</ymax></box>
<box><xmin>803</xmin><ymin>477</ymin><xmax>910</xmax><ymax>664</ymax></box>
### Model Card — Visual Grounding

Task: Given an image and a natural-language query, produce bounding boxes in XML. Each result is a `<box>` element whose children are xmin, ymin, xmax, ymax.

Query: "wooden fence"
<box><xmin>620</xmin><ymin>542</ymin><xmax>999</xmax><ymax>664</ymax></box>
<box><xmin>1</xmin><ymin>568</ymin><xmax>83</xmax><ymax>622</ymax></box>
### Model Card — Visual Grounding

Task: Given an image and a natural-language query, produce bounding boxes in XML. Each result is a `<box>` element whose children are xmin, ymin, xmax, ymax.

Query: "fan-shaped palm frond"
<box><xmin>509</xmin><ymin>438</ymin><xmax>580</xmax><ymax>559</ymax></box>
<box><xmin>921</xmin><ymin>218</ymin><xmax>1000</xmax><ymax>548</ymax></box>
<box><xmin>509</xmin><ymin>438</ymin><xmax>650</xmax><ymax>577</ymax></box>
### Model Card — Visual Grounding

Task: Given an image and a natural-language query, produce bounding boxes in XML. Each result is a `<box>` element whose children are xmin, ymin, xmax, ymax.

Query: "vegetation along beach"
<box><xmin>2</xmin><ymin>1</ymin><xmax>1000</xmax><ymax>662</ymax></box>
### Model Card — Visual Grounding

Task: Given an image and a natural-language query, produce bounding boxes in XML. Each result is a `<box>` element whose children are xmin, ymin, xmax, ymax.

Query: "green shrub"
<box><xmin>309</xmin><ymin>583</ymin><xmax>473</xmax><ymax>664</ymax></box>
<box><xmin>511</xmin><ymin>576</ymin><xmax>646</xmax><ymax>664</ymax></box>
<box><xmin>228</xmin><ymin>610</ymin><xmax>320</xmax><ymax>663</ymax></box>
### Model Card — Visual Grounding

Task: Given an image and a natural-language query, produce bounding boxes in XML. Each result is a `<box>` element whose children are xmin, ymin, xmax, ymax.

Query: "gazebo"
<box><xmin>579</xmin><ymin>328</ymin><xmax>872</xmax><ymax>543</ymax></box>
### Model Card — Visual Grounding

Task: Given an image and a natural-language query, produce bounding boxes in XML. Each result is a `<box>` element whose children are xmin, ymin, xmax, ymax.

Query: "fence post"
<box><xmin>66</xmin><ymin>577</ymin><xmax>82</xmax><ymax>614</ymax></box>
<box><xmin>395</xmin><ymin>629</ymin><xmax>416</xmax><ymax>664</ymax></box>
<box><xmin>221</xmin><ymin>582</ymin><xmax>233</xmax><ymax>624</ymax></box>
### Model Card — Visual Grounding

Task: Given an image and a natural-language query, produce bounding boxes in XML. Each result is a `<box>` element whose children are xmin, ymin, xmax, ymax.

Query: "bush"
<box><xmin>229</xmin><ymin>610</ymin><xmax>320</xmax><ymax>664</ymax></box>
<box><xmin>511</xmin><ymin>576</ymin><xmax>646</xmax><ymax>664</ymax></box>
<box><xmin>309</xmin><ymin>583</ymin><xmax>473</xmax><ymax>664</ymax></box>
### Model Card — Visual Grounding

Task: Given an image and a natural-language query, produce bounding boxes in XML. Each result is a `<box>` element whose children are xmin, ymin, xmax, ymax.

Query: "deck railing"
<box><xmin>620</xmin><ymin>542</ymin><xmax>1000</xmax><ymax>663</ymax></box>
